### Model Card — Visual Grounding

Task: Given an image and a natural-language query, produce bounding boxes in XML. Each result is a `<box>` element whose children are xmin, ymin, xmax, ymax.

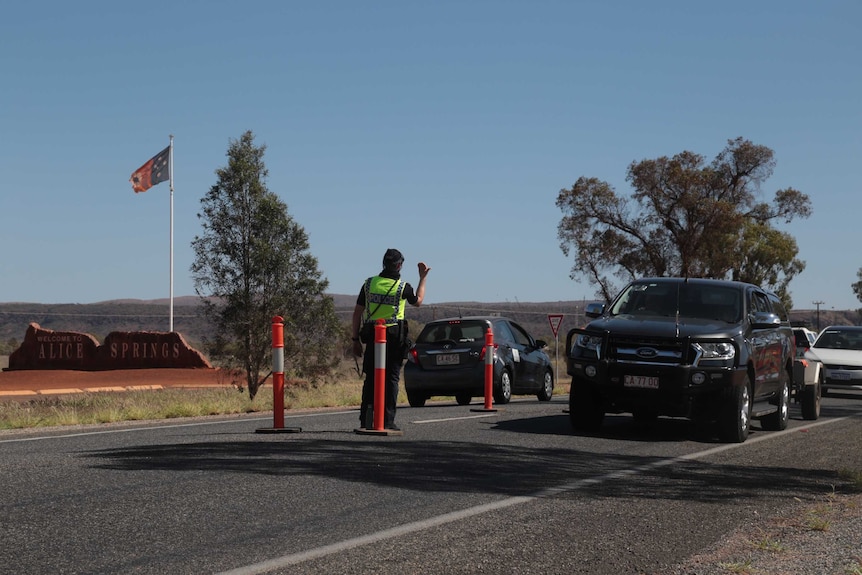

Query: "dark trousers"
<box><xmin>359</xmin><ymin>338</ymin><xmax>403</xmax><ymax>428</ymax></box>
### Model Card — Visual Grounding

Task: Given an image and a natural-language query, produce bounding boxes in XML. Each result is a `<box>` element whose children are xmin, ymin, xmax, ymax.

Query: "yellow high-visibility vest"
<box><xmin>363</xmin><ymin>276</ymin><xmax>406</xmax><ymax>327</ymax></box>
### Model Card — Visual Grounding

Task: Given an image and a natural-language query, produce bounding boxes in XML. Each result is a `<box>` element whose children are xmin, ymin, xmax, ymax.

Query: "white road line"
<box><xmin>412</xmin><ymin>413</ymin><xmax>499</xmax><ymax>424</ymax></box>
<box><xmin>214</xmin><ymin>414</ymin><xmax>855</xmax><ymax>575</ymax></box>
<box><xmin>215</xmin><ymin>497</ymin><xmax>534</xmax><ymax>575</ymax></box>
<box><xmin>0</xmin><ymin>411</ymin><xmax>357</xmax><ymax>443</ymax></box>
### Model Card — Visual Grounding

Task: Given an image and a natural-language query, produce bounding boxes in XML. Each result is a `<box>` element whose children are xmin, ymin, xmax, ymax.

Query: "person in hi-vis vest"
<box><xmin>352</xmin><ymin>248</ymin><xmax>430</xmax><ymax>430</ymax></box>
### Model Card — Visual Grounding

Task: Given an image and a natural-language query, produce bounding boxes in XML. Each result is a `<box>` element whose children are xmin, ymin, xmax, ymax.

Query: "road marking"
<box><xmin>214</xmin><ymin>414</ymin><xmax>858</xmax><ymax>575</ymax></box>
<box><xmin>0</xmin><ymin>411</ymin><xmax>357</xmax><ymax>444</ymax></box>
<box><xmin>412</xmin><ymin>413</ymin><xmax>498</xmax><ymax>424</ymax></box>
<box><xmin>215</xmin><ymin>497</ymin><xmax>535</xmax><ymax>575</ymax></box>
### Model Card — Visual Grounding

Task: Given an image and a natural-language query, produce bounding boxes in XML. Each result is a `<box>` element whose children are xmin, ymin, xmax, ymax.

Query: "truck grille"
<box><xmin>608</xmin><ymin>335</ymin><xmax>687</xmax><ymax>366</ymax></box>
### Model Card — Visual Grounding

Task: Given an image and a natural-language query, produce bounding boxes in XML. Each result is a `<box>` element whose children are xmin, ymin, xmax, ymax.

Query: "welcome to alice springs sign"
<box><xmin>6</xmin><ymin>323</ymin><xmax>211</xmax><ymax>370</ymax></box>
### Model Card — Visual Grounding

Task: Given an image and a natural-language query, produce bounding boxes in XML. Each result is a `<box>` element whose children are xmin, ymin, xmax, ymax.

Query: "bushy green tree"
<box><xmin>556</xmin><ymin>138</ymin><xmax>811</xmax><ymax>308</ymax></box>
<box><xmin>191</xmin><ymin>131</ymin><xmax>341</xmax><ymax>399</ymax></box>
<box><xmin>852</xmin><ymin>268</ymin><xmax>862</xmax><ymax>307</ymax></box>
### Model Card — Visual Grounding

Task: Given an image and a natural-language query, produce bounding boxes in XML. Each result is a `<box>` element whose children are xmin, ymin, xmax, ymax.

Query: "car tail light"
<box><xmin>408</xmin><ymin>348</ymin><xmax>418</xmax><ymax>364</ymax></box>
<box><xmin>479</xmin><ymin>343</ymin><xmax>499</xmax><ymax>361</ymax></box>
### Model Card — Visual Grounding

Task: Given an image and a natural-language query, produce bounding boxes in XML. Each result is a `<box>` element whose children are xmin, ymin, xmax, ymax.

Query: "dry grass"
<box><xmin>0</xmin><ymin>355</ymin><xmax>570</xmax><ymax>430</ymax></box>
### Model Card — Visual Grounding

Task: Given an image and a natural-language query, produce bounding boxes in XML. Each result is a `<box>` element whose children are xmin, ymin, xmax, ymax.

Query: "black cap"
<box><xmin>382</xmin><ymin>248</ymin><xmax>404</xmax><ymax>270</ymax></box>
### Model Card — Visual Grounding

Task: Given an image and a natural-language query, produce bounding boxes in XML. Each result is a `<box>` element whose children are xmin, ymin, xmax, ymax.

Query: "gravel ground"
<box><xmin>661</xmin><ymin>491</ymin><xmax>862</xmax><ymax>575</ymax></box>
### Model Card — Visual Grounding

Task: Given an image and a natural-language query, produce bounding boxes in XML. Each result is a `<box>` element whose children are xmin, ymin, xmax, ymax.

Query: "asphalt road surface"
<box><xmin>1</xmin><ymin>394</ymin><xmax>860</xmax><ymax>575</ymax></box>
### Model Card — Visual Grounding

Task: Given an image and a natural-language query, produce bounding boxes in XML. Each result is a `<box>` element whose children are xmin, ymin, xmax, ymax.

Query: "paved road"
<box><xmin>1</xmin><ymin>395</ymin><xmax>860</xmax><ymax>575</ymax></box>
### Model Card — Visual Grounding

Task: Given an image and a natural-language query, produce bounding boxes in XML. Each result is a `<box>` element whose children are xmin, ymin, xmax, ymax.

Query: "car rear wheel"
<box><xmin>407</xmin><ymin>392</ymin><xmax>427</xmax><ymax>408</ymax></box>
<box><xmin>537</xmin><ymin>370</ymin><xmax>554</xmax><ymax>401</ymax></box>
<box><xmin>800</xmin><ymin>372</ymin><xmax>822</xmax><ymax>420</ymax></box>
<box><xmin>494</xmin><ymin>369</ymin><xmax>512</xmax><ymax>404</ymax></box>
<box><xmin>718</xmin><ymin>378</ymin><xmax>751</xmax><ymax>443</ymax></box>
<box><xmin>569</xmin><ymin>380</ymin><xmax>604</xmax><ymax>432</ymax></box>
<box><xmin>761</xmin><ymin>375</ymin><xmax>789</xmax><ymax>431</ymax></box>
<box><xmin>455</xmin><ymin>392</ymin><xmax>472</xmax><ymax>406</ymax></box>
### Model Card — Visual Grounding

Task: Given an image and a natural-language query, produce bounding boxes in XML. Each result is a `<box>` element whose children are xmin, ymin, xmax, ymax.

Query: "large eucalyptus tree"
<box><xmin>556</xmin><ymin>137</ymin><xmax>811</xmax><ymax>309</ymax></box>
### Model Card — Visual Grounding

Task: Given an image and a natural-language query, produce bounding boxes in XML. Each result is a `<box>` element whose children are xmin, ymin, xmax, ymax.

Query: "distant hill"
<box><xmin>0</xmin><ymin>300</ymin><xmax>213</xmax><ymax>350</ymax></box>
<box><xmin>0</xmin><ymin>297</ymin><xmax>595</xmax><ymax>349</ymax></box>
<box><xmin>1</xmin><ymin>297</ymin><xmax>859</xmax><ymax>352</ymax></box>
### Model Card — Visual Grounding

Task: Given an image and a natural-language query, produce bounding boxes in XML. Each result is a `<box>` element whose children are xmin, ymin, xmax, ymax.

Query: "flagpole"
<box><xmin>169</xmin><ymin>134</ymin><xmax>174</xmax><ymax>333</ymax></box>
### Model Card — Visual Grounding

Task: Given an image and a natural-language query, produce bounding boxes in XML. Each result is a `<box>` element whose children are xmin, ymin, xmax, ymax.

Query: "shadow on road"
<box><xmin>84</xmin><ymin>412</ymin><xmax>861</xmax><ymax>506</ymax></box>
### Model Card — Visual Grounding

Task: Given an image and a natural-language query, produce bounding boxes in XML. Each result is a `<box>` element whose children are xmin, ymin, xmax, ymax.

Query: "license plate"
<box><xmin>831</xmin><ymin>371</ymin><xmax>850</xmax><ymax>380</ymax></box>
<box><xmin>436</xmin><ymin>354</ymin><xmax>460</xmax><ymax>366</ymax></box>
<box><xmin>624</xmin><ymin>375</ymin><xmax>659</xmax><ymax>389</ymax></box>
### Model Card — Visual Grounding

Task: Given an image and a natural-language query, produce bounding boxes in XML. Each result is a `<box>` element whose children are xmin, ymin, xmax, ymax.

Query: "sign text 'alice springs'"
<box><xmin>7</xmin><ymin>323</ymin><xmax>211</xmax><ymax>370</ymax></box>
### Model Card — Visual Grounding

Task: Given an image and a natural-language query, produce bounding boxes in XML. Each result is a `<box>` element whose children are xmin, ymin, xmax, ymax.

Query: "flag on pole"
<box><xmin>130</xmin><ymin>145</ymin><xmax>171</xmax><ymax>193</ymax></box>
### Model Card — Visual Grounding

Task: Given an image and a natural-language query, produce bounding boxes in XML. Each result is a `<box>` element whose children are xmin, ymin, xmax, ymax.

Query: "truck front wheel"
<box><xmin>718</xmin><ymin>378</ymin><xmax>751</xmax><ymax>443</ymax></box>
<box><xmin>761</xmin><ymin>376</ymin><xmax>789</xmax><ymax>431</ymax></box>
<box><xmin>569</xmin><ymin>381</ymin><xmax>604</xmax><ymax>432</ymax></box>
<box><xmin>800</xmin><ymin>372</ymin><xmax>822</xmax><ymax>421</ymax></box>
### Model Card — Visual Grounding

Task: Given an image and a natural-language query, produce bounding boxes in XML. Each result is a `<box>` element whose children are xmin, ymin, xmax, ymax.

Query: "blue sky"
<box><xmin>1</xmin><ymin>0</ymin><xmax>859</xmax><ymax>311</ymax></box>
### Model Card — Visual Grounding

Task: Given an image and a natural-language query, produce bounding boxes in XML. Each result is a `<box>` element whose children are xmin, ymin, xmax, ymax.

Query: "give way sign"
<box><xmin>547</xmin><ymin>314</ymin><xmax>564</xmax><ymax>338</ymax></box>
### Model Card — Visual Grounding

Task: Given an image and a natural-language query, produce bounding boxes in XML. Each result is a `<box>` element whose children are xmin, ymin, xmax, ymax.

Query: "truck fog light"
<box><xmin>691</xmin><ymin>372</ymin><xmax>706</xmax><ymax>385</ymax></box>
<box><xmin>585</xmin><ymin>365</ymin><xmax>597</xmax><ymax>377</ymax></box>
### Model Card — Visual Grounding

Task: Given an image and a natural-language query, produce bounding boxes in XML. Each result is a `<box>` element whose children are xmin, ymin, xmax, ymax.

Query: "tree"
<box><xmin>853</xmin><ymin>268</ymin><xmax>862</xmax><ymax>305</ymax></box>
<box><xmin>191</xmin><ymin>131</ymin><xmax>341</xmax><ymax>399</ymax></box>
<box><xmin>556</xmin><ymin>138</ymin><xmax>811</xmax><ymax>308</ymax></box>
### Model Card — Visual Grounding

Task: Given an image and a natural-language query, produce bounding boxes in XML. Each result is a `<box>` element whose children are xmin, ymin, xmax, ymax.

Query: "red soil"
<box><xmin>0</xmin><ymin>368</ymin><xmax>231</xmax><ymax>397</ymax></box>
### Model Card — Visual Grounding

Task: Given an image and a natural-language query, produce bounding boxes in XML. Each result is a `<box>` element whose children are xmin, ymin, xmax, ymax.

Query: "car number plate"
<box><xmin>436</xmin><ymin>354</ymin><xmax>460</xmax><ymax>366</ymax></box>
<box><xmin>831</xmin><ymin>371</ymin><xmax>850</xmax><ymax>380</ymax></box>
<box><xmin>624</xmin><ymin>375</ymin><xmax>659</xmax><ymax>389</ymax></box>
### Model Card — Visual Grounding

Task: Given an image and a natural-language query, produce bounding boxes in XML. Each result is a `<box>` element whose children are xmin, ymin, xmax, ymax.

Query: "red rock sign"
<box><xmin>7</xmin><ymin>323</ymin><xmax>212</xmax><ymax>371</ymax></box>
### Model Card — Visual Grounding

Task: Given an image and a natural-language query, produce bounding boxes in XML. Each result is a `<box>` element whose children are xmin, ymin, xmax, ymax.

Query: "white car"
<box><xmin>793</xmin><ymin>327</ymin><xmax>817</xmax><ymax>358</ymax></box>
<box><xmin>806</xmin><ymin>325</ymin><xmax>862</xmax><ymax>395</ymax></box>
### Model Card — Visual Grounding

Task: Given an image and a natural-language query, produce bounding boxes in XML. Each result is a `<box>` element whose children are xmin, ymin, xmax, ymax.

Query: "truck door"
<box><xmin>750</xmin><ymin>290</ymin><xmax>780</xmax><ymax>399</ymax></box>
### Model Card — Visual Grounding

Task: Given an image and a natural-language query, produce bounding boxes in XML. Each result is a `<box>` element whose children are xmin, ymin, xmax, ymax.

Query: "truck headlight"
<box><xmin>573</xmin><ymin>334</ymin><xmax>602</xmax><ymax>359</ymax></box>
<box><xmin>693</xmin><ymin>342</ymin><xmax>735</xmax><ymax>362</ymax></box>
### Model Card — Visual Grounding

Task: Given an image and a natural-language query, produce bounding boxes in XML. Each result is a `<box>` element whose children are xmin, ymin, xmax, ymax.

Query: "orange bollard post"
<box><xmin>483</xmin><ymin>327</ymin><xmax>494</xmax><ymax>410</ymax></box>
<box><xmin>272</xmin><ymin>316</ymin><xmax>285</xmax><ymax>429</ymax></box>
<box><xmin>256</xmin><ymin>316</ymin><xmax>301</xmax><ymax>433</ymax></box>
<box><xmin>472</xmin><ymin>326</ymin><xmax>499</xmax><ymax>413</ymax></box>
<box><xmin>355</xmin><ymin>318</ymin><xmax>403</xmax><ymax>436</ymax></box>
<box><xmin>373</xmin><ymin>318</ymin><xmax>386</xmax><ymax>431</ymax></box>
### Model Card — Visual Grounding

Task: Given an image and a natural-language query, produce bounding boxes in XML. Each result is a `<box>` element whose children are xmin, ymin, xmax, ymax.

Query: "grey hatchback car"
<box><xmin>403</xmin><ymin>316</ymin><xmax>554</xmax><ymax>407</ymax></box>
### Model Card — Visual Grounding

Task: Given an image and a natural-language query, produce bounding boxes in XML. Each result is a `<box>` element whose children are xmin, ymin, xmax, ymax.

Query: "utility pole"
<box><xmin>813</xmin><ymin>300</ymin><xmax>825</xmax><ymax>331</ymax></box>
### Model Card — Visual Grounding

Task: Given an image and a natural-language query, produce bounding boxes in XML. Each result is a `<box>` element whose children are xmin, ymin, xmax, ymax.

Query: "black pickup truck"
<box><xmin>565</xmin><ymin>277</ymin><xmax>813</xmax><ymax>442</ymax></box>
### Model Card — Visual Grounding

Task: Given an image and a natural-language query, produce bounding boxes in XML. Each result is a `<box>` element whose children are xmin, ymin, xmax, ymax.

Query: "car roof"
<box><xmin>630</xmin><ymin>277</ymin><xmax>787</xmax><ymax>302</ymax></box>
<box><xmin>425</xmin><ymin>316</ymin><xmax>510</xmax><ymax>324</ymax></box>
<box><xmin>632</xmin><ymin>277</ymin><xmax>764</xmax><ymax>291</ymax></box>
<box><xmin>819</xmin><ymin>325</ymin><xmax>862</xmax><ymax>332</ymax></box>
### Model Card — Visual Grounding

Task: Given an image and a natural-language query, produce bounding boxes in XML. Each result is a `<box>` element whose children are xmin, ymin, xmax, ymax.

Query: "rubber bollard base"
<box><xmin>354</xmin><ymin>427</ymin><xmax>404</xmax><ymax>436</ymax></box>
<box><xmin>255</xmin><ymin>427</ymin><xmax>302</xmax><ymax>434</ymax></box>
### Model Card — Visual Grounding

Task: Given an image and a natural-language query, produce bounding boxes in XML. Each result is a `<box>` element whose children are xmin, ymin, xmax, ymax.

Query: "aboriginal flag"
<box><xmin>130</xmin><ymin>145</ymin><xmax>170</xmax><ymax>193</ymax></box>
